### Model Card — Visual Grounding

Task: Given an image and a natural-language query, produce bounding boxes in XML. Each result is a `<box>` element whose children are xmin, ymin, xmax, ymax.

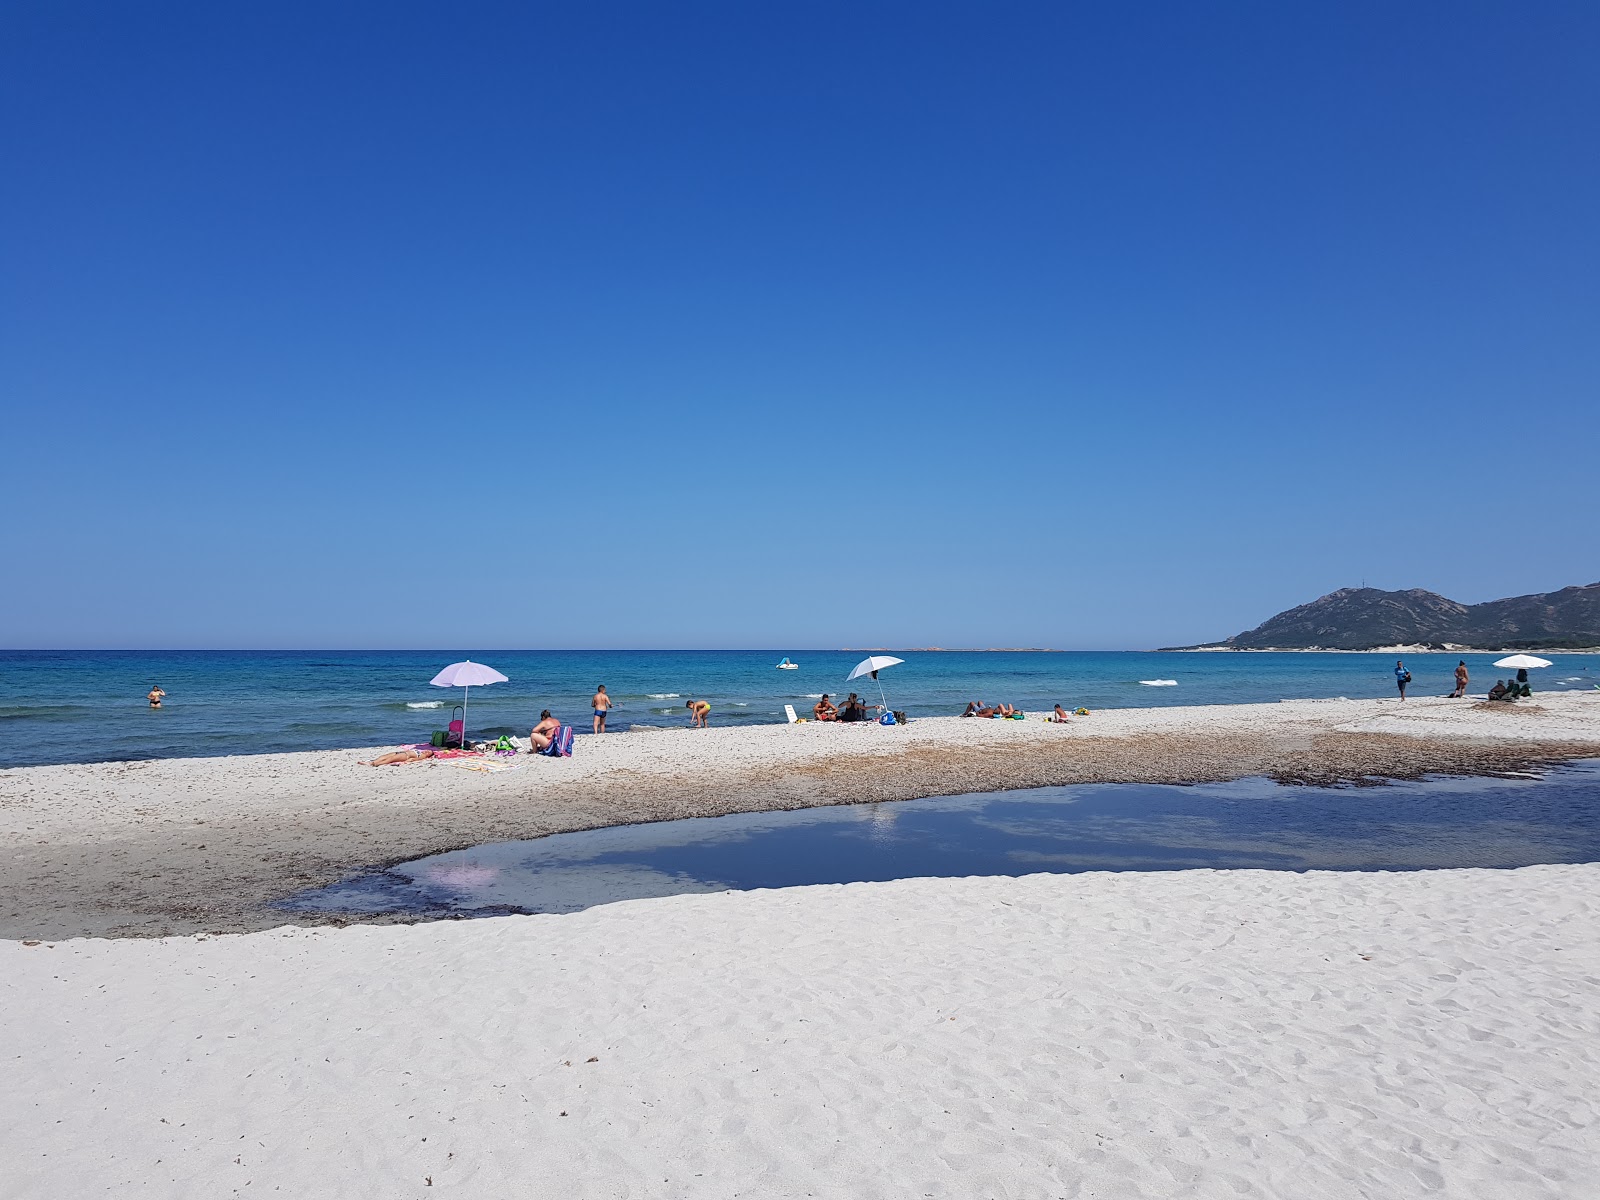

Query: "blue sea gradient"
<box><xmin>1</xmin><ymin>649</ymin><xmax>1595</xmax><ymax>769</ymax></box>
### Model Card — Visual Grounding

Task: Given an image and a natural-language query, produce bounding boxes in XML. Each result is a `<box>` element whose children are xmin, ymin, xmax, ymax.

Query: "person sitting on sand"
<box><xmin>363</xmin><ymin>748</ymin><xmax>435</xmax><ymax>766</ymax></box>
<box><xmin>686</xmin><ymin>699</ymin><xmax>710</xmax><ymax>728</ymax></box>
<box><xmin>838</xmin><ymin>693</ymin><xmax>874</xmax><ymax>722</ymax></box>
<box><xmin>1486</xmin><ymin>681</ymin><xmax>1510</xmax><ymax>702</ymax></box>
<box><xmin>530</xmin><ymin>710</ymin><xmax>560</xmax><ymax>751</ymax></box>
<box><xmin>814</xmin><ymin>694</ymin><xmax>838</xmax><ymax>721</ymax></box>
<box><xmin>1051</xmin><ymin>704</ymin><xmax>1071</xmax><ymax>723</ymax></box>
<box><xmin>147</xmin><ymin>685</ymin><xmax>165</xmax><ymax>709</ymax></box>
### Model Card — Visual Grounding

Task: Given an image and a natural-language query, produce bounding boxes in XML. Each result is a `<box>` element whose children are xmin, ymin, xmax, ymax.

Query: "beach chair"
<box><xmin>785</xmin><ymin>704</ymin><xmax>799</xmax><ymax>724</ymax></box>
<box><xmin>539</xmin><ymin>725</ymin><xmax>575</xmax><ymax>757</ymax></box>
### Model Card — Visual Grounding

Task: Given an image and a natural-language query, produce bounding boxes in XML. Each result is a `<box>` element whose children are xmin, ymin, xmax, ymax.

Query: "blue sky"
<box><xmin>3</xmin><ymin>2</ymin><xmax>1596</xmax><ymax>650</ymax></box>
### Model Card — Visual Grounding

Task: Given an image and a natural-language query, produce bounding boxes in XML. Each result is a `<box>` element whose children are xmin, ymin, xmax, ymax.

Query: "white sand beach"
<box><xmin>3</xmin><ymin>694</ymin><xmax>1598</xmax><ymax>939</ymax></box>
<box><xmin>6</xmin><ymin>863</ymin><xmax>1598</xmax><ymax>1198</ymax></box>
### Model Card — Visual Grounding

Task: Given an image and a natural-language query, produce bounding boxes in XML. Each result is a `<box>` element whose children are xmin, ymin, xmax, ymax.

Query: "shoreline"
<box><xmin>3</xmin><ymin>694</ymin><xmax>1598</xmax><ymax>940</ymax></box>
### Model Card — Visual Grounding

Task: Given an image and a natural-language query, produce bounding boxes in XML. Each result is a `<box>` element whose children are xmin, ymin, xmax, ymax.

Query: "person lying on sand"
<box><xmin>363</xmin><ymin>748</ymin><xmax>435</xmax><ymax>766</ymax></box>
<box><xmin>962</xmin><ymin>701</ymin><xmax>995</xmax><ymax>718</ymax></box>
<box><xmin>995</xmin><ymin>703</ymin><xmax>1019</xmax><ymax>717</ymax></box>
<box><xmin>530</xmin><ymin>710</ymin><xmax>560</xmax><ymax>751</ymax></box>
<box><xmin>1051</xmin><ymin>704</ymin><xmax>1071</xmax><ymax>723</ymax></box>
<box><xmin>814</xmin><ymin>694</ymin><xmax>838</xmax><ymax>721</ymax></box>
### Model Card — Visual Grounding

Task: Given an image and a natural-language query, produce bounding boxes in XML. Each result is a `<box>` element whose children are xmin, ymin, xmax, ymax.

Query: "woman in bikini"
<box><xmin>530</xmin><ymin>710</ymin><xmax>560</xmax><ymax>752</ymax></box>
<box><xmin>363</xmin><ymin>748</ymin><xmax>435</xmax><ymax>766</ymax></box>
<box><xmin>147</xmin><ymin>685</ymin><xmax>166</xmax><ymax>709</ymax></box>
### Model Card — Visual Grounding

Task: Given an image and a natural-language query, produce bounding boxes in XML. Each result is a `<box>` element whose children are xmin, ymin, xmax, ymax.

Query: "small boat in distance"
<box><xmin>776</xmin><ymin>657</ymin><xmax>799</xmax><ymax>670</ymax></box>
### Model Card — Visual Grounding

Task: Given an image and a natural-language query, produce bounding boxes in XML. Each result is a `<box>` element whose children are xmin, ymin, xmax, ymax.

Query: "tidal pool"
<box><xmin>279</xmin><ymin>761</ymin><xmax>1600</xmax><ymax>921</ymax></box>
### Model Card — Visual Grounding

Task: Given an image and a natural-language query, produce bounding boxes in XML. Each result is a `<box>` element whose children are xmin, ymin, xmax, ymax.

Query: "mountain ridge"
<box><xmin>1166</xmin><ymin>582</ymin><xmax>1600</xmax><ymax>651</ymax></box>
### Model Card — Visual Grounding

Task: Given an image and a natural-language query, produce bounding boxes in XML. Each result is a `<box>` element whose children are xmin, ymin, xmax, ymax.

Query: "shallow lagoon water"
<box><xmin>280</xmin><ymin>760</ymin><xmax>1600</xmax><ymax>921</ymax></box>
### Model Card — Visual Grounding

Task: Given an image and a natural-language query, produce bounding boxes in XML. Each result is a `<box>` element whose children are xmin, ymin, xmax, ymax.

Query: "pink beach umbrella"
<box><xmin>430</xmin><ymin>660</ymin><xmax>509</xmax><ymax>746</ymax></box>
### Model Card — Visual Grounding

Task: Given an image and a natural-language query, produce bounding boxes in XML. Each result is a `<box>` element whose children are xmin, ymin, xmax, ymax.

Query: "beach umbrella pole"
<box><xmin>462</xmin><ymin>685</ymin><xmax>469</xmax><ymax>746</ymax></box>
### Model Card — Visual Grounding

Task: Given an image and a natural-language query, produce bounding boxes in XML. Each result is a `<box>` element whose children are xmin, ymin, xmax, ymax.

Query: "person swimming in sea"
<box><xmin>686</xmin><ymin>699</ymin><xmax>710</xmax><ymax>728</ymax></box>
<box><xmin>147</xmin><ymin>685</ymin><xmax>166</xmax><ymax>709</ymax></box>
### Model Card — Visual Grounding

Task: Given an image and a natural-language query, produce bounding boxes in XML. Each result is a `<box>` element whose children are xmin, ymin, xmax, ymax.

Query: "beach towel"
<box><xmin>540</xmin><ymin>725</ymin><xmax>575</xmax><ymax>757</ymax></box>
<box><xmin>441</xmin><ymin>755</ymin><xmax>520</xmax><ymax>774</ymax></box>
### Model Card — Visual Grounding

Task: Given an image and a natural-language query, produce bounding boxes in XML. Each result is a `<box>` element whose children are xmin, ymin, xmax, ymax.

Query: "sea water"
<box><xmin>279</xmin><ymin>762</ymin><xmax>1600</xmax><ymax>920</ymax></box>
<box><xmin>1</xmin><ymin>648</ymin><xmax>1595</xmax><ymax>768</ymax></box>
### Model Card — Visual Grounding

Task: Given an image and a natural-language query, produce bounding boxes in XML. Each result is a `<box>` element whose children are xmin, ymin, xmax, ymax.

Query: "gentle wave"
<box><xmin>406</xmin><ymin>701</ymin><xmax>446</xmax><ymax>709</ymax></box>
<box><xmin>647</xmin><ymin>693</ymin><xmax>680</xmax><ymax>699</ymax></box>
<box><xmin>1139</xmin><ymin>680</ymin><xmax>1178</xmax><ymax>686</ymax></box>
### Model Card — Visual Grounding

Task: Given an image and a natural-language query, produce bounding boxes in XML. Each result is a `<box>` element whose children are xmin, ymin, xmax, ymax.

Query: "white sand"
<box><xmin>5</xmin><ymin>864</ymin><xmax>1597</xmax><ymax>1198</ymax></box>
<box><xmin>4</xmin><ymin>693</ymin><xmax>1598</xmax><ymax>938</ymax></box>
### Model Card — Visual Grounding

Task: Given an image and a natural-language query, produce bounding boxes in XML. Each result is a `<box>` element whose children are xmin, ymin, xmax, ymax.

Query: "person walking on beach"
<box><xmin>592</xmin><ymin>684</ymin><xmax>613</xmax><ymax>734</ymax></box>
<box><xmin>1395</xmin><ymin>659</ymin><xmax>1411</xmax><ymax>700</ymax></box>
<box><xmin>686</xmin><ymin>699</ymin><xmax>710</xmax><ymax>728</ymax></box>
<box><xmin>147</xmin><ymin>685</ymin><xmax>166</xmax><ymax>709</ymax></box>
<box><xmin>1452</xmin><ymin>660</ymin><xmax>1469</xmax><ymax>698</ymax></box>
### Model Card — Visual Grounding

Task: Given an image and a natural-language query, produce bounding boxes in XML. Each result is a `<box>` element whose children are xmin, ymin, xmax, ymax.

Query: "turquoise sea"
<box><xmin>2</xmin><ymin>649</ymin><xmax>1596</xmax><ymax>769</ymax></box>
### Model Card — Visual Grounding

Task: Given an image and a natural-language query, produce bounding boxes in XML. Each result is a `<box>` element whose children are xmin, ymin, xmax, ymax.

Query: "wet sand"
<box><xmin>3</xmin><ymin>694</ymin><xmax>1597</xmax><ymax>939</ymax></box>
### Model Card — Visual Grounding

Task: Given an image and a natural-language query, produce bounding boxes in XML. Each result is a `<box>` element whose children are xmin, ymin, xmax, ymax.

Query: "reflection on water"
<box><xmin>278</xmin><ymin>761</ymin><xmax>1600</xmax><ymax>921</ymax></box>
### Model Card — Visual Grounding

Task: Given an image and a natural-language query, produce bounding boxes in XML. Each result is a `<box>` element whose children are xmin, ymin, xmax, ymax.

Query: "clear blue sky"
<box><xmin>3</xmin><ymin>2</ymin><xmax>1596</xmax><ymax>650</ymax></box>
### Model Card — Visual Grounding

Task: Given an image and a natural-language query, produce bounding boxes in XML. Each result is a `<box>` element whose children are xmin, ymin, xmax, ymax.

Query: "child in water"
<box><xmin>685</xmin><ymin>699</ymin><xmax>710</xmax><ymax>728</ymax></box>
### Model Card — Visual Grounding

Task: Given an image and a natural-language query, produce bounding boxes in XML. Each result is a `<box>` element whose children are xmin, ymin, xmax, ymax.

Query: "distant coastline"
<box><xmin>1162</xmin><ymin>645</ymin><xmax>1600</xmax><ymax>654</ymax></box>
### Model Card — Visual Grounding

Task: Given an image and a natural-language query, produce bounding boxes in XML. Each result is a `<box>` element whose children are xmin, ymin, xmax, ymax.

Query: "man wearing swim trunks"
<box><xmin>592</xmin><ymin>684</ymin><xmax>613</xmax><ymax>733</ymax></box>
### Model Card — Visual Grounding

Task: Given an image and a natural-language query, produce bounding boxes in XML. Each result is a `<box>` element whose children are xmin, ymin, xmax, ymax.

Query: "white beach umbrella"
<box><xmin>847</xmin><ymin>655</ymin><xmax>905</xmax><ymax>715</ymax></box>
<box><xmin>430</xmin><ymin>659</ymin><xmax>509</xmax><ymax>746</ymax></box>
<box><xmin>1492</xmin><ymin>654</ymin><xmax>1553</xmax><ymax>670</ymax></box>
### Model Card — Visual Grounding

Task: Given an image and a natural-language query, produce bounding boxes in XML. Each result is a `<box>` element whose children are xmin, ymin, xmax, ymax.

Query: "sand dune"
<box><xmin>5</xmin><ymin>864</ymin><xmax>1597</xmax><ymax>1198</ymax></box>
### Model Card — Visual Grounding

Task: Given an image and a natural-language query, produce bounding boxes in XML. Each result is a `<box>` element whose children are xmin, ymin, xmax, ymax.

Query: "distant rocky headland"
<box><xmin>1165</xmin><ymin>582</ymin><xmax>1600</xmax><ymax>652</ymax></box>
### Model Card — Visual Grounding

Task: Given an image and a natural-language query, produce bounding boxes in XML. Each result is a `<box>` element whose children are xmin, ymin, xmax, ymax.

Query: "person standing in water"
<box><xmin>685</xmin><ymin>699</ymin><xmax>710</xmax><ymax>728</ymax></box>
<box><xmin>147</xmin><ymin>685</ymin><xmax>166</xmax><ymax>709</ymax></box>
<box><xmin>592</xmin><ymin>684</ymin><xmax>613</xmax><ymax>734</ymax></box>
<box><xmin>1452</xmin><ymin>660</ymin><xmax>1469</xmax><ymax>698</ymax></box>
<box><xmin>1395</xmin><ymin>659</ymin><xmax>1411</xmax><ymax>700</ymax></box>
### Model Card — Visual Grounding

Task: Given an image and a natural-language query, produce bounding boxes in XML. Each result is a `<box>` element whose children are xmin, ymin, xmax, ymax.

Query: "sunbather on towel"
<box><xmin>995</xmin><ymin>703</ymin><xmax>1020</xmax><ymax>717</ymax></box>
<box><xmin>963</xmin><ymin>701</ymin><xmax>996</xmax><ymax>717</ymax></box>
<box><xmin>530</xmin><ymin>710</ymin><xmax>560</xmax><ymax>751</ymax></box>
<box><xmin>814</xmin><ymin>694</ymin><xmax>838</xmax><ymax>721</ymax></box>
<box><xmin>363</xmin><ymin>748</ymin><xmax>435</xmax><ymax>766</ymax></box>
